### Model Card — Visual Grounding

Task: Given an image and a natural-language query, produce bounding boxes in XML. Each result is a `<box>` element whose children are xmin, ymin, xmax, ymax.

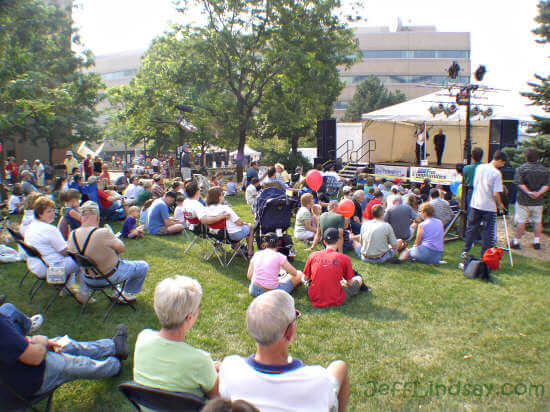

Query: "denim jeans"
<box><xmin>0</xmin><ymin>303</ymin><xmax>30</xmax><ymax>335</ymax></box>
<box><xmin>83</xmin><ymin>259</ymin><xmax>149</xmax><ymax>295</ymax></box>
<box><xmin>409</xmin><ymin>245</ymin><xmax>443</xmax><ymax>264</ymax></box>
<box><xmin>463</xmin><ymin>207</ymin><xmax>497</xmax><ymax>257</ymax></box>
<box><xmin>354</xmin><ymin>245</ymin><xmax>395</xmax><ymax>263</ymax></box>
<box><xmin>35</xmin><ymin>336</ymin><xmax>120</xmax><ymax>396</ymax></box>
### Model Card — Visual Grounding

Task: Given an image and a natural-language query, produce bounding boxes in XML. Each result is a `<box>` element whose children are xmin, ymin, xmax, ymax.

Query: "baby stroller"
<box><xmin>255</xmin><ymin>187</ymin><xmax>298</xmax><ymax>261</ymax></box>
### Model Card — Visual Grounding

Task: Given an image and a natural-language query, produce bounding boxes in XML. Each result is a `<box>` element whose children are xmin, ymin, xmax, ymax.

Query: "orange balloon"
<box><xmin>338</xmin><ymin>199</ymin><xmax>355</xmax><ymax>218</ymax></box>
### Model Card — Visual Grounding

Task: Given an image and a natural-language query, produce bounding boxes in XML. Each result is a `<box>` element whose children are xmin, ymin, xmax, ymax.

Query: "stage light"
<box><xmin>447</xmin><ymin>61</ymin><xmax>461</xmax><ymax>79</ymax></box>
<box><xmin>443</xmin><ymin>104</ymin><xmax>457</xmax><ymax>117</ymax></box>
<box><xmin>470</xmin><ymin>106</ymin><xmax>481</xmax><ymax>117</ymax></box>
<box><xmin>178</xmin><ymin>118</ymin><xmax>198</xmax><ymax>132</ymax></box>
<box><xmin>474</xmin><ymin>65</ymin><xmax>486</xmax><ymax>82</ymax></box>
<box><xmin>428</xmin><ymin>104</ymin><xmax>444</xmax><ymax>116</ymax></box>
<box><xmin>481</xmin><ymin>107</ymin><xmax>493</xmax><ymax>118</ymax></box>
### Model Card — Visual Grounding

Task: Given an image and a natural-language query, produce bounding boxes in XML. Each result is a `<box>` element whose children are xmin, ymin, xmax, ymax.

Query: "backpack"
<box><xmin>483</xmin><ymin>247</ymin><xmax>504</xmax><ymax>271</ymax></box>
<box><xmin>463</xmin><ymin>255</ymin><xmax>492</xmax><ymax>282</ymax></box>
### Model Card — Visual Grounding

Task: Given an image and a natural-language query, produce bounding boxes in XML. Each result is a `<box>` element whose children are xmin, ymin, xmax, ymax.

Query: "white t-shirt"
<box><xmin>24</xmin><ymin>220</ymin><xmax>67</xmax><ymax>277</ymax></box>
<box><xmin>206</xmin><ymin>204</ymin><xmax>240</xmax><ymax>234</ymax></box>
<box><xmin>124</xmin><ymin>184</ymin><xmax>143</xmax><ymax>200</ymax></box>
<box><xmin>20</xmin><ymin>210</ymin><xmax>35</xmax><ymax>235</ymax></box>
<box><xmin>8</xmin><ymin>195</ymin><xmax>21</xmax><ymax>213</ymax></box>
<box><xmin>151</xmin><ymin>158</ymin><xmax>160</xmax><ymax>167</ymax></box>
<box><xmin>416</xmin><ymin>130</ymin><xmax>426</xmax><ymax>145</ymax></box>
<box><xmin>385</xmin><ymin>194</ymin><xmax>402</xmax><ymax>210</ymax></box>
<box><xmin>219</xmin><ymin>355</ymin><xmax>338</xmax><ymax>412</ymax></box>
<box><xmin>182</xmin><ymin>198</ymin><xmax>207</xmax><ymax>223</ymax></box>
<box><xmin>245</xmin><ymin>184</ymin><xmax>258</xmax><ymax>205</ymax></box>
<box><xmin>470</xmin><ymin>163</ymin><xmax>503</xmax><ymax>212</ymax></box>
<box><xmin>174</xmin><ymin>205</ymin><xmax>185</xmax><ymax>221</ymax></box>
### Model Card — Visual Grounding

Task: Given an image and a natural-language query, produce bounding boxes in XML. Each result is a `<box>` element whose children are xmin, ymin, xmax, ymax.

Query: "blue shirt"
<box><xmin>147</xmin><ymin>199</ymin><xmax>169</xmax><ymax>235</ymax></box>
<box><xmin>122</xmin><ymin>216</ymin><xmax>137</xmax><ymax>238</ymax></box>
<box><xmin>0</xmin><ymin>316</ymin><xmax>45</xmax><ymax>401</ymax></box>
<box><xmin>226</xmin><ymin>182</ymin><xmax>238</xmax><ymax>195</ymax></box>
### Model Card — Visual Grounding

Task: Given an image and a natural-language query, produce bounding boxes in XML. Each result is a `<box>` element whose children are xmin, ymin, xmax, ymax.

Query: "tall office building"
<box><xmin>335</xmin><ymin>24</ymin><xmax>471</xmax><ymax>118</ymax></box>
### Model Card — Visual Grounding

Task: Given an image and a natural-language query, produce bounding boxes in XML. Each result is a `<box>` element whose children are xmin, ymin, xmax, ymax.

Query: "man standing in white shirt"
<box><xmin>219</xmin><ymin>290</ymin><xmax>349</xmax><ymax>412</ymax></box>
<box><xmin>462</xmin><ymin>151</ymin><xmax>507</xmax><ymax>258</ymax></box>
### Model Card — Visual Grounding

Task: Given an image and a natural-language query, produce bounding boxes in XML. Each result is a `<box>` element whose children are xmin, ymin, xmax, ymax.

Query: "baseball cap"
<box><xmin>394</xmin><ymin>178</ymin><xmax>402</xmax><ymax>184</ymax></box>
<box><xmin>323</xmin><ymin>228</ymin><xmax>340</xmax><ymax>242</ymax></box>
<box><xmin>391</xmin><ymin>185</ymin><xmax>399</xmax><ymax>191</ymax></box>
<box><xmin>342</xmin><ymin>185</ymin><xmax>352</xmax><ymax>194</ymax></box>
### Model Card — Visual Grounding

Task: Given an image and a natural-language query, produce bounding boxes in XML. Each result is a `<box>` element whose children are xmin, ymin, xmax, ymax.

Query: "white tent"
<box><xmin>360</xmin><ymin>88</ymin><xmax>548</xmax><ymax>164</ymax></box>
<box><xmin>230</xmin><ymin>144</ymin><xmax>262</xmax><ymax>162</ymax></box>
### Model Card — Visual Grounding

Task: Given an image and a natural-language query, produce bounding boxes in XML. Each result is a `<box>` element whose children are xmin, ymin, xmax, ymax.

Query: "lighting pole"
<box><xmin>456</xmin><ymin>84</ymin><xmax>479</xmax><ymax>165</ymax></box>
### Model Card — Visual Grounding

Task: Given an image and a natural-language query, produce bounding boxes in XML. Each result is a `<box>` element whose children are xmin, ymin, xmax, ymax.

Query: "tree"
<box><xmin>342</xmin><ymin>76</ymin><xmax>406</xmax><ymax>122</ymax></box>
<box><xmin>523</xmin><ymin>1</ymin><xmax>550</xmax><ymax>134</ymax></box>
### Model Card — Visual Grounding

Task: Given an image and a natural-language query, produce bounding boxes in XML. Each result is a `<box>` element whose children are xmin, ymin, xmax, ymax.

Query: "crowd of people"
<box><xmin>1</xmin><ymin>144</ymin><xmax>548</xmax><ymax>411</ymax></box>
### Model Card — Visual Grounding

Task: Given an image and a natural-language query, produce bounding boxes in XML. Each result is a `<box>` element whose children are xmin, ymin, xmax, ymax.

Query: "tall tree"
<box><xmin>523</xmin><ymin>0</ymin><xmax>550</xmax><ymax>134</ymax></box>
<box><xmin>342</xmin><ymin>76</ymin><xmax>406</xmax><ymax>122</ymax></box>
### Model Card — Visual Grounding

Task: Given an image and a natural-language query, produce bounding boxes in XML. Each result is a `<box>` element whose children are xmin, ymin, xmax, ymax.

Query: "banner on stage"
<box><xmin>409</xmin><ymin>167</ymin><xmax>459</xmax><ymax>184</ymax></box>
<box><xmin>374</xmin><ymin>164</ymin><xmax>408</xmax><ymax>178</ymax></box>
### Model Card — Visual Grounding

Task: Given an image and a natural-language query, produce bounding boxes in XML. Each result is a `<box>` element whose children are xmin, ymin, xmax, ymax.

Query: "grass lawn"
<box><xmin>1</xmin><ymin>194</ymin><xmax>549</xmax><ymax>411</ymax></box>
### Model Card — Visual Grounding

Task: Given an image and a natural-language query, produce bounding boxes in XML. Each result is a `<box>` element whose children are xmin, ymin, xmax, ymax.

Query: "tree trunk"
<box><xmin>0</xmin><ymin>135</ymin><xmax>6</xmax><ymax>201</ymax></box>
<box><xmin>291</xmin><ymin>134</ymin><xmax>299</xmax><ymax>156</ymax></box>
<box><xmin>237</xmin><ymin>126</ymin><xmax>246</xmax><ymax>182</ymax></box>
<box><xmin>46</xmin><ymin>138</ymin><xmax>54</xmax><ymax>166</ymax></box>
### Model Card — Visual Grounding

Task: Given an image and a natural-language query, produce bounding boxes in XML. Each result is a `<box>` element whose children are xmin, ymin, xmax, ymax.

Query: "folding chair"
<box><xmin>7</xmin><ymin>227</ymin><xmax>29</xmax><ymax>288</ymax></box>
<box><xmin>0</xmin><ymin>377</ymin><xmax>58</xmax><ymax>412</ymax></box>
<box><xmin>17</xmin><ymin>242</ymin><xmax>79</xmax><ymax>313</ymax></box>
<box><xmin>67</xmin><ymin>251</ymin><xmax>136</xmax><ymax>323</ymax></box>
<box><xmin>444</xmin><ymin>209</ymin><xmax>465</xmax><ymax>242</ymax></box>
<box><xmin>119</xmin><ymin>381</ymin><xmax>205</xmax><ymax>412</ymax></box>
<box><xmin>183</xmin><ymin>218</ymin><xmax>210</xmax><ymax>259</ymax></box>
<box><xmin>205</xmin><ymin>220</ymin><xmax>248</xmax><ymax>267</ymax></box>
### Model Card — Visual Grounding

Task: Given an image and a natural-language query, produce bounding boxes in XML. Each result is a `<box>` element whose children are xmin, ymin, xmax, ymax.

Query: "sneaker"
<box><xmin>389</xmin><ymin>257</ymin><xmax>402</xmax><ymax>264</ymax></box>
<box><xmin>359</xmin><ymin>283</ymin><xmax>371</xmax><ymax>292</ymax></box>
<box><xmin>29</xmin><ymin>314</ymin><xmax>44</xmax><ymax>333</ymax></box>
<box><xmin>112</xmin><ymin>324</ymin><xmax>129</xmax><ymax>361</ymax></box>
<box><xmin>533</xmin><ymin>243</ymin><xmax>541</xmax><ymax>250</ymax></box>
<box><xmin>460</xmin><ymin>251</ymin><xmax>468</xmax><ymax>259</ymax></box>
<box><xmin>511</xmin><ymin>242</ymin><xmax>521</xmax><ymax>250</ymax></box>
<box><xmin>116</xmin><ymin>292</ymin><xmax>137</xmax><ymax>303</ymax></box>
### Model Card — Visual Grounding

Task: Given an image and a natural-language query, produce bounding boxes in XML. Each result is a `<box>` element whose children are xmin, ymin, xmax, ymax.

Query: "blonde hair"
<box><xmin>419</xmin><ymin>202</ymin><xmax>434</xmax><ymax>217</ymax></box>
<box><xmin>128</xmin><ymin>205</ymin><xmax>140</xmax><ymax>215</ymax></box>
<box><xmin>24</xmin><ymin>192</ymin><xmax>41</xmax><ymax>210</ymax></box>
<box><xmin>300</xmin><ymin>193</ymin><xmax>314</xmax><ymax>207</ymax></box>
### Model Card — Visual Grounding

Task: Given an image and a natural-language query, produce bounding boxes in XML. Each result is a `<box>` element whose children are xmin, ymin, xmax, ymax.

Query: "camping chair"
<box><xmin>67</xmin><ymin>251</ymin><xmax>136</xmax><ymax>323</ymax></box>
<box><xmin>443</xmin><ymin>208</ymin><xmax>464</xmax><ymax>242</ymax></box>
<box><xmin>205</xmin><ymin>219</ymin><xmax>248</xmax><ymax>267</ymax></box>
<box><xmin>17</xmin><ymin>242</ymin><xmax>79</xmax><ymax>313</ymax></box>
<box><xmin>0</xmin><ymin>377</ymin><xmax>58</xmax><ymax>412</ymax></box>
<box><xmin>324</xmin><ymin>175</ymin><xmax>342</xmax><ymax>199</ymax></box>
<box><xmin>6</xmin><ymin>227</ymin><xmax>29</xmax><ymax>288</ymax></box>
<box><xmin>119</xmin><ymin>381</ymin><xmax>205</xmax><ymax>412</ymax></box>
<box><xmin>183</xmin><ymin>218</ymin><xmax>210</xmax><ymax>259</ymax></box>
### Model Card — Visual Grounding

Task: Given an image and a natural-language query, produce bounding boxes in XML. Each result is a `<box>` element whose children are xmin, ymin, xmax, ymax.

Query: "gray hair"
<box><xmin>246</xmin><ymin>290</ymin><xmax>295</xmax><ymax>346</ymax></box>
<box><xmin>352</xmin><ymin>190</ymin><xmax>364</xmax><ymax>201</ymax></box>
<box><xmin>154</xmin><ymin>275</ymin><xmax>202</xmax><ymax>329</ymax></box>
<box><xmin>80</xmin><ymin>201</ymin><xmax>99</xmax><ymax>217</ymax></box>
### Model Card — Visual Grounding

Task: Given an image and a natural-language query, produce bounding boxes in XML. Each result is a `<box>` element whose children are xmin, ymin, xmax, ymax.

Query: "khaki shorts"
<box><xmin>515</xmin><ymin>203</ymin><xmax>543</xmax><ymax>224</ymax></box>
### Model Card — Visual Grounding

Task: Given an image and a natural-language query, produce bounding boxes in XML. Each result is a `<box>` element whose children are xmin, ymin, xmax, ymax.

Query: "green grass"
<box><xmin>1</xmin><ymin>194</ymin><xmax>549</xmax><ymax>411</ymax></box>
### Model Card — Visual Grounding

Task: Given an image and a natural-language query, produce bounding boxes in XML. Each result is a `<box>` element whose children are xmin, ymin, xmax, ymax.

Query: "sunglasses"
<box><xmin>285</xmin><ymin>310</ymin><xmax>301</xmax><ymax>336</ymax></box>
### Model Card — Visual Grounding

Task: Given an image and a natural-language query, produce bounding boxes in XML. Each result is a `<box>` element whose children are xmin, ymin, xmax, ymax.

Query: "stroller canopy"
<box><xmin>255</xmin><ymin>187</ymin><xmax>294</xmax><ymax>233</ymax></box>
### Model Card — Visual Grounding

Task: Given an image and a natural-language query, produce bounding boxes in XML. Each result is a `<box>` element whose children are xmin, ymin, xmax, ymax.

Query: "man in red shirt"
<box><xmin>363</xmin><ymin>190</ymin><xmax>383</xmax><ymax>220</ymax></box>
<box><xmin>6</xmin><ymin>156</ymin><xmax>18</xmax><ymax>183</ymax></box>
<box><xmin>303</xmin><ymin>228</ymin><xmax>368</xmax><ymax>308</ymax></box>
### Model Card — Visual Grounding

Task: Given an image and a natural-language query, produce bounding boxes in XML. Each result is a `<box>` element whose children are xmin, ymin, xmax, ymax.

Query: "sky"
<box><xmin>73</xmin><ymin>0</ymin><xmax>548</xmax><ymax>93</ymax></box>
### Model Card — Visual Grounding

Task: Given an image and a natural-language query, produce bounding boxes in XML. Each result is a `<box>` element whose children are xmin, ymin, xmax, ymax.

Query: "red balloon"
<box><xmin>305</xmin><ymin>170</ymin><xmax>323</xmax><ymax>192</ymax></box>
<box><xmin>338</xmin><ymin>199</ymin><xmax>355</xmax><ymax>219</ymax></box>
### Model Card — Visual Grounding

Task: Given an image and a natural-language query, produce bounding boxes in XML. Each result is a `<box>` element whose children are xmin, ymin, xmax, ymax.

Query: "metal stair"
<box><xmin>338</xmin><ymin>162</ymin><xmax>369</xmax><ymax>182</ymax></box>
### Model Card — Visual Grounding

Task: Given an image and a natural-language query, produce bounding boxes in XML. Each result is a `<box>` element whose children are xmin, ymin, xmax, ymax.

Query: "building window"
<box><xmin>340</xmin><ymin>74</ymin><xmax>470</xmax><ymax>86</ymax></box>
<box><xmin>362</xmin><ymin>50</ymin><xmax>470</xmax><ymax>59</ymax></box>
<box><xmin>101</xmin><ymin>69</ymin><xmax>138</xmax><ymax>81</ymax></box>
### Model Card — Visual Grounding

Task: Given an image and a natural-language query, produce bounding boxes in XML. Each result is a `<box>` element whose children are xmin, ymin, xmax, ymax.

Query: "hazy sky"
<box><xmin>74</xmin><ymin>0</ymin><xmax>548</xmax><ymax>92</ymax></box>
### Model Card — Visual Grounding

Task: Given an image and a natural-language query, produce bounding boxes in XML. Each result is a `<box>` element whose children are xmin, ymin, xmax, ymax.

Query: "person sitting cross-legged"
<box><xmin>398</xmin><ymin>202</ymin><xmax>444</xmax><ymax>265</ymax></box>
<box><xmin>353</xmin><ymin>204</ymin><xmax>404</xmax><ymax>263</ymax></box>
<box><xmin>384</xmin><ymin>196</ymin><xmax>422</xmax><ymax>245</ymax></box>
<box><xmin>67</xmin><ymin>201</ymin><xmax>149</xmax><ymax>303</ymax></box>
<box><xmin>147</xmin><ymin>191</ymin><xmax>185</xmax><ymax>235</ymax></box>
<box><xmin>219</xmin><ymin>290</ymin><xmax>350</xmax><ymax>412</ymax></box>
<box><xmin>133</xmin><ymin>276</ymin><xmax>219</xmax><ymax>399</ymax></box>
<box><xmin>0</xmin><ymin>302</ymin><xmax>128</xmax><ymax>405</ymax></box>
<box><xmin>303</xmin><ymin>228</ymin><xmax>366</xmax><ymax>308</ymax></box>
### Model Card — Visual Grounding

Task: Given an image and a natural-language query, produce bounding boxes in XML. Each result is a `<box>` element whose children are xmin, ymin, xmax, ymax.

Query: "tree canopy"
<box><xmin>342</xmin><ymin>76</ymin><xmax>406</xmax><ymax>122</ymax></box>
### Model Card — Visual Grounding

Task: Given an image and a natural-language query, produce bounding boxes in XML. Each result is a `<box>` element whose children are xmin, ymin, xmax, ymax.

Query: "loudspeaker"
<box><xmin>489</xmin><ymin>120</ymin><xmax>518</xmax><ymax>159</ymax></box>
<box><xmin>317</xmin><ymin>119</ymin><xmax>337</xmax><ymax>161</ymax></box>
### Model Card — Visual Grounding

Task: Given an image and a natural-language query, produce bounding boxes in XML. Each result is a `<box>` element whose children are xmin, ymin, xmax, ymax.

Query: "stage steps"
<box><xmin>338</xmin><ymin>162</ymin><xmax>369</xmax><ymax>182</ymax></box>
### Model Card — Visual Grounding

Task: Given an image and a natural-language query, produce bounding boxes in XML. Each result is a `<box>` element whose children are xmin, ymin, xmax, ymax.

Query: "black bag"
<box><xmin>463</xmin><ymin>255</ymin><xmax>491</xmax><ymax>281</ymax></box>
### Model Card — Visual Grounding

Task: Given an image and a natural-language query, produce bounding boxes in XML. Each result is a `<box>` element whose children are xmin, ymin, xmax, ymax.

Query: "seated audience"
<box><xmin>8</xmin><ymin>184</ymin><xmax>23</xmax><ymax>214</ymax></box>
<box><xmin>68</xmin><ymin>201</ymin><xmax>149</xmax><ymax>302</ymax></box>
<box><xmin>420</xmin><ymin>178</ymin><xmax>431</xmax><ymax>201</ymax></box>
<box><xmin>399</xmin><ymin>202</ymin><xmax>444</xmax><ymax>264</ymax></box>
<box><xmin>122</xmin><ymin>206</ymin><xmax>145</xmax><ymax>239</ymax></box>
<box><xmin>137</xmin><ymin>181</ymin><xmax>153</xmax><ymax>206</ymax></box>
<box><xmin>263</xmin><ymin>166</ymin><xmax>287</xmax><ymax>190</ymax></box>
<box><xmin>219</xmin><ymin>290</ymin><xmax>350</xmax><ymax>412</ymax></box>
<box><xmin>19</xmin><ymin>192</ymin><xmax>41</xmax><ymax>236</ymax></box>
<box><xmin>380</xmin><ymin>180</ymin><xmax>392</xmax><ymax>200</ymax></box>
<box><xmin>202</xmin><ymin>398</ymin><xmax>259</xmax><ymax>412</ymax></box>
<box><xmin>311</xmin><ymin>204</ymin><xmax>322</xmax><ymax>230</ymax></box>
<box><xmin>247</xmin><ymin>233</ymin><xmax>303</xmax><ymax>297</ymax></box>
<box><xmin>133</xmin><ymin>276</ymin><xmax>219</xmax><ymax>398</ymax></box>
<box><xmin>99</xmin><ymin>165</ymin><xmax>111</xmax><ymax>189</ymax></box>
<box><xmin>0</xmin><ymin>302</ymin><xmax>128</xmax><ymax>405</ymax></box>
<box><xmin>363</xmin><ymin>191</ymin><xmax>383</xmax><ymax>220</ymax></box>
<box><xmin>384</xmin><ymin>185</ymin><xmax>402</xmax><ymax>211</ymax></box>
<box><xmin>97</xmin><ymin>185</ymin><xmax>125</xmax><ymax>220</ymax></box>
<box><xmin>275</xmin><ymin>163</ymin><xmax>291</xmax><ymax>184</ymax></box>
<box><xmin>224</xmin><ymin>176</ymin><xmax>238</xmax><ymax>196</ymax></box>
<box><xmin>21</xmin><ymin>171</ymin><xmax>39</xmax><ymax>195</ymax></box>
<box><xmin>429</xmin><ymin>188</ymin><xmax>452</xmax><ymax>227</ymax></box>
<box><xmin>151</xmin><ymin>174</ymin><xmax>165</xmax><ymax>199</ymax></box>
<box><xmin>182</xmin><ymin>181</ymin><xmax>230</xmax><ymax>229</ymax></box>
<box><xmin>60</xmin><ymin>188</ymin><xmax>82</xmax><ymax>231</ymax></box>
<box><xmin>173</xmin><ymin>194</ymin><xmax>186</xmax><ymax>223</ymax></box>
<box><xmin>310</xmin><ymin>201</ymin><xmax>358</xmax><ymax>253</ymax></box>
<box><xmin>350</xmin><ymin>190</ymin><xmax>364</xmax><ymax>235</ymax></box>
<box><xmin>245</xmin><ymin>177</ymin><xmax>260</xmax><ymax>213</ymax></box>
<box><xmin>205</xmin><ymin>186</ymin><xmax>254</xmax><ymax>258</ymax></box>
<box><xmin>147</xmin><ymin>191</ymin><xmax>185</xmax><ymax>235</ymax></box>
<box><xmin>140</xmin><ymin>199</ymin><xmax>153</xmax><ymax>226</ymax></box>
<box><xmin>303</xmin><ymin>228</ymin><xmax>365</xmax><ymax>308</ymax></box>
<box><xmin>353</xmin><ymin>204</ymin><xmax>402</xmax><ymax>263</ymax></box>
<box><xmin>123</xmin><ymin>176</ymin><xmax>143</xmax><ymax>205</ymax></box>
<box><xmin>294</xmin><ymin>193</ymin><xmax>316</xmax><ymax>242</ymax></box>
<box><xmin>384</xmin><ymin>197</ymin><xmax>422</xmax><ymax>243</ymax></box>
<box><xmin>115</xmin><ymin>170</ymin><xmax>131</xmax><ymax>192</ymax></box>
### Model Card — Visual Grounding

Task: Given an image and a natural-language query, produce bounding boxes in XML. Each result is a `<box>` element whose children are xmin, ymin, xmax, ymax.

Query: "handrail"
<box><xmin>349</xmin><ymin>140</ymin><xmax>376</xmax><ymax>165</ymax></box>
<box><xmin>327</xmin><ymin>139</ymin><xmax>354</xmax><ymax>164</ymax></box>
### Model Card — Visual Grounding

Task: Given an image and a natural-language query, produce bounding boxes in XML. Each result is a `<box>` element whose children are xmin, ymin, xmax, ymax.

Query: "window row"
<box><xmin>340</xmin><ymin>74</ymin><xmax>470</xmax><ymax>86</ymax></box>
<box><xmin>362</xmin><ymin>50</ymin><xmax>470</xmax><ymax>59</ymax></box>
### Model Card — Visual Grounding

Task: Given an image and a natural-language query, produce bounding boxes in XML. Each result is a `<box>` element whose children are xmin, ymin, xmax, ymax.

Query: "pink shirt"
<box><xmin>251</xmin><ymin>248</ymin><xmax>286</xmax><ymax>290</ymax></box>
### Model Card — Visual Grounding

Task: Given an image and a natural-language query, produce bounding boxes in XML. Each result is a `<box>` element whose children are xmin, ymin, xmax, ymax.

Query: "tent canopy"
<box><xmin>362</xmin><ymin>88</ymin><xmax>548</xmax><ymax>124</ymax></box>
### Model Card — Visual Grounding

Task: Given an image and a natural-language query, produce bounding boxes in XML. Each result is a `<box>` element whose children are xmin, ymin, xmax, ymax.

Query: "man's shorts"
<box><xmin>228</xmin><ymin>224</ymin><xmax>250</xmax><ymax>241</ymax></box>
<box><xmin>156</xmin><ymin>226</ymin><xmax>168</xmax><ymax>235</ymax></box>
<box><xmin>515</xmin><ymin>203</ymin><xmax>543</xmax><ymax>224</ymax></box>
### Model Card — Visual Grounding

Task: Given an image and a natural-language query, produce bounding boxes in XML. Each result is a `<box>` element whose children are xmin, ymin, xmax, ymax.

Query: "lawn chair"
<box><xmin>119</xmin><ymin>381</ymin><xmax>205</xmax><ymax>412</ymax></box>
<box><xmin>17</xmin><ymin>242</ymin><xmax>79</xmax><ymax>313</ymax></box>
<box><xmin>443</xmin><ymin>208</ymin><xmax>464</xmax><ymax>242</ymax></box>
<box><xmin>0</xmin><ymin>377</ymin><xmax>58</xmax><ymax>412</ymax></box>
<box><xmin>183</xmin><ymin>218</ymin><xmax>210</xmax><ymax>259</ymax></box>
<box><xmin>67</xmin><ymin>251</ymin><xmax>136</xmax><ymax>323</ymax></box>
<box><xmin>6</xmin><ymin>227</ymin><xmax>29</xmax><ymax>288</ymax></box>
<box><xmin>205</xmin><ymin>219</ymin><xmax>248</xmax><ymax>267</ymax></box>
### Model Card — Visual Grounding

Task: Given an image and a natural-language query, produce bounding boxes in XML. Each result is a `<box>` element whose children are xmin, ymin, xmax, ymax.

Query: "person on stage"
<box><xmin>433</xmin><ymin>129</ymin><xmax>446</xmax><ymax>166</ymax></box>
<box><xmin>414</xmin><ymin>124</ymin><xmax>429</xmax><ymax>165</ymax></box>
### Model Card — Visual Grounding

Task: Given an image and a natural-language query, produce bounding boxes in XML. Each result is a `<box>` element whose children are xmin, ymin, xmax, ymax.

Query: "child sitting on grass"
<box><xmin>311</xmin><ymin>204</ymin><xmax>322</xmax><ymax>232</ymax></box>
<box><xmin>122</xmin><ymin>206</ymin><xmax>145</xmax><ymax>239</ymax></box>
<box><xmin>8</xmin><ymin>184</ymin><xmax>23</xmax><ymax>215</ymax></box>
<box><xmin>173</xmin><ymin>194</ymin><xmax>186</xmax><ymax>223</ymax></box>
